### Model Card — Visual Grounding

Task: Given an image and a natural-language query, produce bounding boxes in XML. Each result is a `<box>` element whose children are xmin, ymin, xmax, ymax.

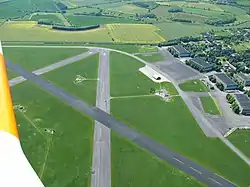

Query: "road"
<box><xmin>7</xmin><ymin>60</ymin><xmax>237</xmax><ymax>187</ymax></box>
<box><xmin>91</xmin><ymin>49</ymin><xmax>111</xmax><ymax>187</ymax></box>
<box><xmin>8</xmin><ymin>50</ymin><xmax>96</xmax><ymax>86</ymax></box>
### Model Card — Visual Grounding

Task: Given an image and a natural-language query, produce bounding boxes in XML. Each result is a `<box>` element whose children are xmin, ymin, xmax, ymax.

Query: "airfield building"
<box><xmin>215</xmin><ymin>73</ymin><xmax>238</xmax><ymax>90</ymax></box>
<box><xmin>234</xmin><ymin>94</ymin><xmax>250</xmax><ymax>116</ymax></box>
<box><xmin>234</xmin><ymin>73</ymin><xmax>250</xmax><ymax>86</ymax></box>
<box><xmin>189</xmin><ymin>57</ymin><xmax>214</xmax><ymax>72</ymax></box>
<box><xmin>169</xmin><ymin>45</ymin><xmax>190</xmax><ymax>57</ymax></box>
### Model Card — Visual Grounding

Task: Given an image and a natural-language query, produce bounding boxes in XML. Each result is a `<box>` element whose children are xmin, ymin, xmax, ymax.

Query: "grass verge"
<box><xmin>179</xmin><ymin>80</ymin><xmax>209</xmax><ymax>92</ymax></box>
<box><xmin>200</xmin><ymin>96</ymin><xmax>220</xmax><ymax>115</ymax></box>
<box><xmin>136</xmin><ymin>53</ymin><xmax>164</xmax><ymax>63</ymax></box>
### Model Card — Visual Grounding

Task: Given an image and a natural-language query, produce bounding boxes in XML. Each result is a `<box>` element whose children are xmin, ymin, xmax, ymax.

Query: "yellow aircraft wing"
<box><xmin>0</xmin><ymin>41</ymin><xmax>44</xmax><ymax>187</ymax></box>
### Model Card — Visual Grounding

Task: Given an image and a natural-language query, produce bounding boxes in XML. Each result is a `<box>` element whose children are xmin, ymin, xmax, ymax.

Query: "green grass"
<box><xmin>7</xmin><ymin>69</ymin><xmax>19</xmax><ymax>79</ymax></box>
<box><xmin>12</xmin><ymin>81</ymin><xmax>93</xmax><ymax>187</ymax></box>
<box><xmin>112</xmin><ymin>133</ymin><xmax>206</xmax><ymax>187</ymax></box>
<box><xmin>200</xmin><ymin>96</ymin><xmax>220</xmax><ymax>115</ymax></box>
<box><xmin>0</xmin><ymin>21</ymin><xmax>112</xmax><ymax>42</ymax></box>
<box><xmin>66</xmin><ymin>7</ymin><xmax>100</xmax><ymax>14</ymax></box>
<box><xmin>233</xmin><ymin>42</ymin><xmax>250</xmax><ymax>53</ymax></box>
<box><xmin>31</xmin><ymin>14</ymin><xmax>64</xmax><ymax>25</ymax></box>
<box><xmin>107</xmin><ymin>24</ymin><xmax>166</xmax><ymax>44</ymax></box>
<box><xmin>65</xmin><ymin>15</ymin><xmax>137</xmax><ymax>26</ymax></box>
<box><xmin>111</xmin><ymin>4</ymin><xmax>148</xmax><ymax>14</ymax></box>
<box><xmin>138</xmin><ymin>46</ymin><xmax>158</xmax><ymax>53</ymax></box>
<box><xmin>110</xmin><ymin>96</ymin><xmax>250</xmax><ymax>187</ymax></box>
<box><xmin>228</xmin><ymin>130</ymin><xmax>250</xmax><ymax>158</ymax></box>
<box><xmin>160</xmin><ymin>82</ymin><xmax>179</xmax><ymax>95</ymax></box>
<box><xmin>42</xmin><ymin>54</ymin><xmax>99</xmax><ymax>105</ymax></box>
<box><xmin>110</xmin><ymin>52</ymin><xmax>157</xmax><ymax>97</ymax></box>
<box><xmin>3</xmin><ymin>47</ymin><xmax>88</xmax><ymax>71</ymax></box>
<box><xmin>136</xmin><ymin>53</ymin><xmax>164</xmax><ymax>63</ymax></box>
<box><xmin>179</xmin><ymin>80</ymin><xmax>209</xmax><ymax>92</ymax></box>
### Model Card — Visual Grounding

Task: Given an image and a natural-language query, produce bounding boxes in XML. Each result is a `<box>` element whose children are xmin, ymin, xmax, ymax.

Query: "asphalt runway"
<box><xmin>7</xmin><ymin>60</ymin><xmax>237</xmax><ymax>187</ymax></box>
<box><xmin>8</xmin><ymin>51</ymin><xmax>96</xmax><ymax>86</ymax></box>
<box><xmin>91</xmin><ymin>49</ymin><xmax>111</xmax><ymax>187</ymax></box>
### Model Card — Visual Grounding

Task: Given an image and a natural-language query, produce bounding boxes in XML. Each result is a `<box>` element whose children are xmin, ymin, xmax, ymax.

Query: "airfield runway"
<box><xmin>7</xmin><ymin>60</ymin><xmax>237</xmax><ymax>187</ymax></box>
<box><xmin>91</xmin><ymin>49</ymin><xmax>111</xmax><ymax>187</ymax></box>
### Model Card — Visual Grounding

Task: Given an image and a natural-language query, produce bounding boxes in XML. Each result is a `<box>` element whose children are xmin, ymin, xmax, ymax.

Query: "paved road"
<box><xmin>7</xmin><ymin>60</ymin><xmax>237</xmax><ymax>187</ymax></box>
<box><xmin>8</xmin><ymin>51</ymin><xmax>96</xmax><ymax>86</ymax></box>
<box><xmin>91</xmin><ymin>49</ymin><xmax>111</xmax><ymax>187</ymax></box>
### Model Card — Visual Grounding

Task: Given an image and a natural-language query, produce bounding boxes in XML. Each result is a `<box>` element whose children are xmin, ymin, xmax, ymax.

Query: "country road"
<box><xmin>7</xmin><ymin>60</ymin><xmax>237</xmax><ymax>187</ymax></box>
<box><xmin>91</xmin><ymin>49</ymin><xmax>111</xmax><ymax>187</ymax></box>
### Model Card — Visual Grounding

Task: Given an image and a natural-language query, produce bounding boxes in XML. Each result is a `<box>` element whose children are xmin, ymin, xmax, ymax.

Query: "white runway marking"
<box><xmin>189</xmin><ymin>167</ymin><xmax>202</xmax><ymax>174</ymax></box>
<box><xmin>173</xmin><ymin>157</ymin><xmax>184</xmax><ymax>164</ymax></box>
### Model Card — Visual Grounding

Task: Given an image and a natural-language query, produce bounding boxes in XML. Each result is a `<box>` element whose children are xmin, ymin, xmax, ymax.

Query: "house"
<box><xmin>169</xmin><ymin>45</ymin><xmax>190</xmax><ymax>57</ymax></box>
<box><xmin>189</xmin><ymin>58</ymin><xmax>214</xmax><ymax>72</ymax></box>
<box><xmin>215</xmin><ymin>73</ymin><xmax>238</xmax><ymax>90</ymax></box>
<box><xmin>234</xmin><ymin>94</ymin><xmax>250</xmax><ymax>116</ymax></box>
<box><xmin>234</xmin><ymin>73</ymin><xmax>250</xmax><ymax>86</ymax></box>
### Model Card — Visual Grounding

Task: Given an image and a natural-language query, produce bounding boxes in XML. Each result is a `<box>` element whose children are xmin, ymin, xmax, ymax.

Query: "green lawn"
<box><xmin>110</xmin><ymin>52</ymin><xmax>157</xmax><ymax>97</ymax></box>
<box><xmin>110</xmin><ymin>96</ymin><xmax>250</xmax><ymax>186</ymax></box>
<box><xmin>12</xmin><ymin>81</ymin><xmax>93</xmax><ymax>187</ymax></box>
<box><xmin>200</xmin><ymin>96</ymin><xmax>220</xmax><ymax>115</ymax></box>
<box><xmin>7</xmin><ymin>69</ymin><xmax>19</xmax><ymax>79</ymax></box>
<box><xmin>179</xmin><ymin>80</ymin><xmax>209</xmax><ymax>92</ymax></box>
<box><xmin>112</xmin><ymin>133</ymin><xmax>206</xmax><ymax>187</ymax></box>
<box><xmin>160</xmin><ymin>82</ymin><xmax>179</xmax><ymax>95</ymax></box>
<box><xmin>138</xmin><ymin>46</ymin><xmax>158</xmax><ymax>53</ymax></box>
<box><xmin>228</xmin><ymin>130</ymin><xmax>250</xmax><ymax>158</ymax></box>
<box><xmin>3</xmin><ymin>47</ymin><xmax>88</xmax><ymax>71</ymax></box>
<box><xmin>65</xmin><ymin>15</ymin><xmax>137</xmax><ymax>26</ymax></box>
<box><xmin>136</xmin><ymin>53</ymin><xmax>164</xmax><ymax>63</ymax></box>
<box><xmin>42</xmin><ymin>54</ymin><xmax>99</xmax><ymax>105</ymax></box>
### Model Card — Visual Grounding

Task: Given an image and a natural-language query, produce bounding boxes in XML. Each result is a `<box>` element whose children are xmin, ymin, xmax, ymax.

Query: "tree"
<box><xmin>216</xmin><ymin>82</ymin><xmax>224</xmax><ymax>91</ymax></box>
<box><xmin>150</xmin><ymin>88</ymin><xmax>156</xmax><ymax>94</ymax></box>
<box><xmin>233</xmin><ymin>104</ymin><xmax>240</xmax><ymax>114</ymax></box>
<box><xmin>238</xmin><ymin>84</ymin><xmax>244</xmax><ymax>91</ymax></box>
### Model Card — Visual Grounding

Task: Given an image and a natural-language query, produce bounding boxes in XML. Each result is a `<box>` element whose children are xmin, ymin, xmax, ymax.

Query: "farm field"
<box><xmin>233</xmin><ymin>42</ymin><xmax>250</xmax><ymax>53</ymax></box>
<box><xmin>107</xmin><ymin>24</ymin><xmax>166</xmax><ymax>44</ymax></box>
<box><xmin>200</xmin><ymin>96</ymin><xmax>220</xmax><ymax>115</ymax></box>
<box><xmin>12</xmin><ymin>81</ymin><xmax>93</xmax><ymax>187</ymax></box>
<box><xmin>110</xmin><ymin>96</ymin><xmax>250</xmax><ymax>187</ymax></box>
<box><xmin>42</xmin><ymin>53</ymin><xmax>99</xmax><ymax>105</ymax></box>
<box><xmin>66</xmin><ymin>7</ymin><xmax>100</xmax><ymax>14</ymax></box>
<box><xmin>228</xmin><ymin>130</ymin><xmax>250</xmax><ymax>158</ymax></box>
<box><xmin>111</xmin><ymin>133</ymin><xmax>205</xmax><ymax>187</ymax></box>
<box><xmin>109</xmin><ymin>4</ymin><xmax>148</xmax><ymax>14</ymax></box>
<box><xmin>0</xmin><ymin>21</ymin><xmax>112</xmax><ymax>42</ymax></box>
<box><xmin>65</xmin><ymin>15</ymin><xmax>137</xmax><ymax>26</ymax></box>
<box><xmin>179</xmin><ymin>80</ymin><xmax>209</xmax><ymax>92</ymax></box>
<box><xmin>3</xmin><ymin>47</ymin><xmax>88</xmax><ymax>71</ymax></box>
<box><xmin>31</xmin><ymin>14</ymin><xmax>64</xmax><ymax>25</ymax></box>
<box><xmin>136</xmin><ymin>53</ymin><xmax>164</xmax><ymax>63</ymax></box>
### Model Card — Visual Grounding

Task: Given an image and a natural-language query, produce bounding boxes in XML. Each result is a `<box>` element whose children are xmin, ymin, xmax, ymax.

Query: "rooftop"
<box><xmin>234</xmin><ymin>94</ymin><xmax>250</xmax><ymax>110</ymax></box>
<box><xmin>215</xmin><ymin>73</ymin><xmax>237</xmax><ymax>85</ymax></box>
<box><xmin>191</xmin><ymin>57</ymin><xmax>213</xmax><ymax>68</ymax></box>
<box><xmin>172</xmin><ymin>45</ymin><xmax>189</xmax><ymax>54</ymax></box>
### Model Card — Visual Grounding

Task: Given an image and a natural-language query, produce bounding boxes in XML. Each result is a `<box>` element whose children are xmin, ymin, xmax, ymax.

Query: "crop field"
<box><xmin>110</xmin><ymin>96</ymin><xmax>250</xmax><ymax>187</ymax></box>
<box><xmin>66</xmin><ymin>7</ymin><xmax>100</xmax><ymax>14</ymax></box>
<box><xmin>200</xmin><ymin>96</ymin><xmax>220</xmax><ymax>115</ymax></box>
<box><xmin>233</xmin><ymin>42</ymin><xmax>250</xmax><ymax>52</ymax></box>
<box><xmin>107</xmin><ymin>24</ymin><xmax>166</xmax><ymax>44</ymax></box>
<box><xmin>3</xmin><ymin>47</ymin><xmax>88</xmax><ymax>71</ymax></box>
<box><xmin>179</xmin><ymin>80</ymin><xmax>209</xmax><ymax>92</ymax></box>
<box><xmin>136</xmin><ymin>53</ymin><xmax>164</xmax><ymax>63</ymax></box>
<box><xmin>112</xmin><ymin>133</ymin><xmax>205</xmax><ymax>187</ymax></box>
<box><xmin>65</xmin><ymin>15</ymin><xmax>137</xmax><ymax>26</ymax></box>
<box><xmin>228</xmin><ymin>130</ymin><xmax>250</xmax><ymax>158</ymax></box>
<box><xmin>31</xmin><ymin>14</ymin><xmax>64</xmax><ymax>25</ymax></box>
<box><xmin>111</xmin><ymin>4</ymin><xmax>148</xmax><ymax>14</ymax></box>
<box><xmin>12</xmin><ymin>81</ymin><xmax>93</xmax><ymax>187</ymax></box>
<box><xmin>0</xmin><ymin>21</ymin><xmax>112</xmax><ymax>42</ymax></box>
<box><xmin>42</xmin><ymin>53</ymin><xmax>99</xmax><ymax>105</ymax></box>
<box><xmin>237</xmin><ymin>0</ymin><xmax>250</xmax><ymax>6</ymax></box>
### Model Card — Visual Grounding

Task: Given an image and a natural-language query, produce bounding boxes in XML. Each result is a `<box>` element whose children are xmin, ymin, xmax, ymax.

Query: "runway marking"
<box><xmin>209</xmin><ymin>177</ymin><xmax>222</xmax><ymax>186</ymax></box>
<box><xmin>214</xmin><ymin>173</ymin><xmax>235</xmax><ymax>184</ymax></box>
<box><xmin>173</xmin><ymin>157</ymin><xmax>184</xmax><ymax>164</ymax></box>
<box><xmin>189</xmin><ymin>167</ymin><xmax>202</xmax><ymax>174</ymax></box>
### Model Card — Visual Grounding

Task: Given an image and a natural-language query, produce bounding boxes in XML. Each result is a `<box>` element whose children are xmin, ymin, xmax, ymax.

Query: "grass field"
<box><xmin>136</xmin><ymin>53</ymin><xmax>164</xmax><ymax>63</ymax></box>
<box><xmin>138</xmin><ymin>46</ymin><xmax>158</xmax><ymax>53</ymax></box>
<box><xmin>107</xmin><ymin>24</ymin><xmax>166</xmax><ymax>44</ymax></box>
<box><xmin>0</xmin><ymin>21</ymin><xmax>112</xmax><ymax>42</ymax></box>
<box><xmin>3</xmin><ymin>47</ymin><xmax>88</xmax><ymax>71</ymax></box>
<box><xmin>111</xmin><ymin>4</ymin><xmax>148</xmax><ymax>14</ymax></box>
<box><xmin>66</xmin><ymin>7</ymin><xmax>100</xmax><ymax>14</ymax></box>
<box><xmin>200</xmin><ymin>96</ymin><xmax>220</xmax><ymax>115</ymax></box>
<box><xmin>228</xmin><ymin>130</ymin><xmax>250</xmax><ymax>158</ymax></box>
<box><xmin>233</xmin><ymin>42</ymin><xmax>250</xmax><ymax>53</ymax></box>
<box><xmin>112</xmin><ymin>133</ymin><xmax>205</xmax><ymax>187</ymax></box>
<box><xmin>179</xmin><ymin>80</ymin><xmax>209</xmax><ymax>92</ymax></box>
<box><xmin>42</xmin><ymin>54</ymin><xmax>99</xmax><ymax>105</ymax></box>
<box><xmin>31</xmin><ymin>14</ymin><xmax>64</xmax><ymax>25</ymax></box>
<box><xmin>110</xmin><ymin>52</ymin><xmax>157</xmax><ymax>97</ymax></box>
<box><xmin>110</xmin><ymin>96</ymin><xmax>250</xmax><ymax>187</ymax></box>
<box><xmin>66</xmin><ymin>15</ymin><xmax>137</xmax><ymax>26</ymax></box>
<box><xmin>12</xmin><ymin>81</ymin><xmax>93</xmax><ymax>187</ymax></box>
<box><xmin>7</xmin><ymin>69</ymin><xmax>19</xmax><ymax>79</ymax></box>
<box><xmin>160</xmin><ymin>82</ymin><xmax>179</xmax><ymax>95</ymax></box>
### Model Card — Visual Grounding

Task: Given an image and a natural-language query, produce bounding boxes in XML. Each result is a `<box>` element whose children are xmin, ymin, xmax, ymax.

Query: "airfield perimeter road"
<box><xmin>7</xmin><ymin>60</ymin><xmax>237</xmax><ymax>187</ymax></box>
<box><xmin>8</xmin><ymin>50</ymin><xmax>97</xmax><ymax>86</ymax></box>
<box><xmin>91</xmin><ymin>49</ymin><xmax>111</xmax><ymax>187</ymax></box>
